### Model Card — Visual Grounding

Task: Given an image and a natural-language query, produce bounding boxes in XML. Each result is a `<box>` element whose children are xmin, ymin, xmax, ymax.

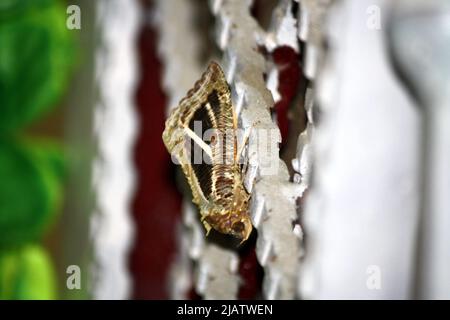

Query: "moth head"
<box><xmin>230</xmin><ymin>216</ymin><xmax>252</xmax><ymax>242</ymax></box>
<box><xmin>229</xmin><ymin>188</ymin><xmax>252</xmax><ymax>241</ymax></box>
<box><xmin>204</xmin><ymin>190</ymin><xmax>253</xmax><ymax>242</ymax></box>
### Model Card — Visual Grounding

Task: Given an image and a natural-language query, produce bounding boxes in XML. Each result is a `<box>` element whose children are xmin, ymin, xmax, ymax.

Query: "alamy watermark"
<box><xmin>169</xmin><ymin>122</ymin><xmax>280</xmax><ymax>176</ymax></box>
<box><xmin>66</xmin><ymin>5</ymin><xmax>81</xmax><ymax>30</ymax></box>
<box><xmin>66</xmin><ymin>265</ymin><xmax>81</xmax><ymax>290</ymax></box>
<box><xmin>366</xmin><ymin>265</ymin><xmax>382</xmax><ymax>290</ymax></box>
<box><xmin>366</xmin><ymin>5</ymin><xmax>381</xmax><ymax>30</ymax></box>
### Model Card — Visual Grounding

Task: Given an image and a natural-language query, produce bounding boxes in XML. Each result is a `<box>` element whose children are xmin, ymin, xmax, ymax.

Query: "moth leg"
<box><xmin>237</xmin><ymin>126</ymin><xmax>252</xmax><ymax>164</ymax></box>
<box><xmin>231</xmin><ymin>106</ymin><xmax>239</xmax><ymax>162</ymax></box>
<box><xmin>183</xmin><ymin>125</ymin><xmax>213</xmax><ymax>158</ymax></box>
<box><xmin>236</xmin><ymin>119</ymin><xmax>262</xmax><ymax>163</ymax></box>
<box><xmin>202</xmin><ymin>219</ymin><xmax>212</xmax><ymax>236</ymax></box>
<box><xmin>242</xmin><ymin>156</ymin><xmax>249</xmax><ymax>177</ymax></box>
<box><xmin>232</xmin><ymin>105</ymin><xmax>239</xmax><ymax>130</ymax></box>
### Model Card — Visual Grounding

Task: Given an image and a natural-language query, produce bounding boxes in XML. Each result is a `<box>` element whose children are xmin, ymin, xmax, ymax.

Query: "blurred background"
<box><xmin>0</xmin><ymin>0</ymin><xmax>449</xmax><ymax>300</ymax></box>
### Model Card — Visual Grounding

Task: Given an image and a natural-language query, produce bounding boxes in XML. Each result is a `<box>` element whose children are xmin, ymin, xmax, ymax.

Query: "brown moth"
<box><xmin>162</xmin><ymin>61</ymin><xmax>252</xmax><ymax>241</ymax></box>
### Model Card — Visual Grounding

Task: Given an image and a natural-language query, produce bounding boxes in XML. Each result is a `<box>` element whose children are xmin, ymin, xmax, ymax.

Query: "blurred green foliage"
<box><xmin>0</xmin><ymin>0</ymin><xmax>75</xmax><ymax>133</ymax></box>
<box><xmin>0</xmin><ymin>0</ymin><xmax>76</xmax><ymax>299</ymax></box>
<box><xmin>0</xmin><ymin>138</ymin><xmax>65</xmax><ymax>248</ymax></box>
<box><xmin>0</xmin><ymin>245</ymin><xmax>56</xmax><ymax>299</ymax></box>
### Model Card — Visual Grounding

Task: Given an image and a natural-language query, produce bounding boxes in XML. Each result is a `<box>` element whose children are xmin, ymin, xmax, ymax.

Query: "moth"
<box><xmin>162</xmin><ymin>61</ymin><xmax>253</xmax><ymax>242</ymax></box>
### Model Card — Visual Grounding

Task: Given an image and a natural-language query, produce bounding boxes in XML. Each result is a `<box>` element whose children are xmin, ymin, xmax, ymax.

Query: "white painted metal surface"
<box><xmin>90</xmin><ymin>0</ymin><xmax>140</xmax><ymax>300</ymax></box>
<box><xmin>299</xmin><ymin>0</ymin><xmax>422</xmax><ymax>299</ymax></box>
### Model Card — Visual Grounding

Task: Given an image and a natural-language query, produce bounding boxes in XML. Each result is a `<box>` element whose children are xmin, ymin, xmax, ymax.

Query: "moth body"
<box><xmin>162</xmin><ymin>62</ymin><xmax>253</xmax><ymax>241</ymax></box>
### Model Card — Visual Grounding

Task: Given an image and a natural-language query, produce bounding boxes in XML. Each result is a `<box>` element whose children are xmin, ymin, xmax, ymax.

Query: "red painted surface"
<box><xmin>238</xmin><ymin>234</ymin><xmax>263</xmax><ymax>299</ymax></box>
<box><xmin>272</xmin><ymin>46</ymin><xmax>302</xmax><ymax>145</ymax></box>
<box><xmin>129</xmin><ymin>19</ymin><xmax>183</xmax><ymax>299</ymax></box>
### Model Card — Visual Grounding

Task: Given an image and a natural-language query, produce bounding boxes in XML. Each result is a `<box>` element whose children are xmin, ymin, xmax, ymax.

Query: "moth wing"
<box><xmin>163</xmin><ymin>61</ymin><xmax>235</xmax><ymax>207</ymax></box>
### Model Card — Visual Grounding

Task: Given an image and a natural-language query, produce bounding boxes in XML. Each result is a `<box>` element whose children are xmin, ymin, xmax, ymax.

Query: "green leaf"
<box><xmin>0</xmin><ymin>244</ymin><xmax>56</xmax><ymax>299</ymax></box>
<box><xmin>0</xmin><ymin>137</ymin><xmax>65</xmax><ymax>247</ymax></box>
<box><xmin>0</xmin><ymin>0</ymin><xmax>75</xmax><ymax>132</ymax></box>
